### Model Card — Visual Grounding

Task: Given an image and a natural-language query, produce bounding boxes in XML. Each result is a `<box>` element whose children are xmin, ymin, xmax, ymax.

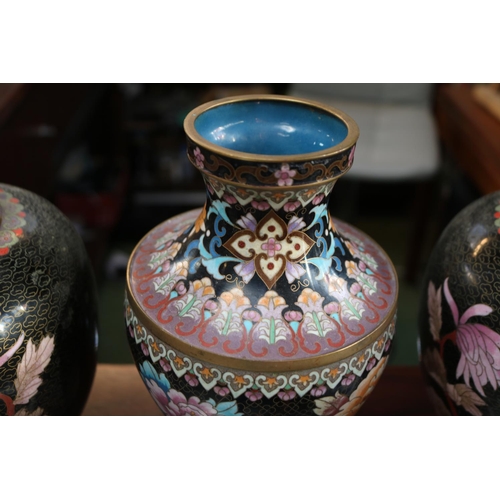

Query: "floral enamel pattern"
<box><xmin>423</xmin><ymin>278</ymin><xmax>500</xmax><ymax>415</ymax></box>
<box><xmin>186</xmin><ymin>140</ymin><xmax>355</xmax><ymax>187</ymax></box>
<box><xmin>0</xmin><ymin>333</ymin><xmax>55</xmax><ymax>416</ymax></box>
<box><xmin>0</xmin><ymin>187</ymin><xmax>27</xmax><ymax>256</ymax></box>
<box><xmin>224</xmin><ymin>211</ymin><xmax>313</xmax><ymax>289</ymax></box>
<box><xmin>126</xmin><ymin>97</ymin><xmax>398</xmax><ymax>414</ymax></box>
<box><xmin>139</xmin><ymin>360</ymin><xmax>242</xmax><ymax>416</ymax></box>
<box><xmin>129</xmin><ymin>197</ymin><xmax>396</xmax><ymax>363</ymax></box>
<box><xmin>313</xmin><ymin>356</ymin><xmax>388</xmax><ymax>416</ymax></box>
<box><xmin>129</xmin><ymin>208</ymin><xmax>396</xmax><ymax>362</ymax></box>
<box><xmin>126</xmin><ymin>296</ymin><xmax>395</xmax><ymax>416</ymax></box>
<box><xmin>129</xmin><ymin>121</ymin><xmax>395</xmax><ymax>366</ymax></box>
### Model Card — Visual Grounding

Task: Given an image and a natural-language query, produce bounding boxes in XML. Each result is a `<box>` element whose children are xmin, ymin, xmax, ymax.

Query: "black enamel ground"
<box><xmin>418</xmin><ymin>191</ymin><xmax>500</xmax><ymax>415</ymax></box>
<box><xmin>0</xmin><ymin>184</ymin><xmax>98</xmax><ymax>416</ymax></box>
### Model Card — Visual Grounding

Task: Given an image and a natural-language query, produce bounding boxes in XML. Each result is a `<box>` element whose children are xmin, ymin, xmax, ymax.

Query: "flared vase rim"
<box><xmin>183</xmin><ymin>94</ymin><xmax>360</xmax><ymax>164</ymax></box>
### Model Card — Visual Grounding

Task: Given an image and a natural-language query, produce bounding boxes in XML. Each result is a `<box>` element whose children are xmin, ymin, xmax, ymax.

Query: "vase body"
<box><xmin>126</xmin><ymin>95</ymin><xmax>398</xmax><ymax>416</ymax></box>
<box><xmin>418</xmin><ymin>191</ymin><xmax>500</xmax><ymax>416</ymax></box>
<box><xmin>0</xmin><ymin>184</ymin><xmax>98</xmax><ymax>416</ymax></box>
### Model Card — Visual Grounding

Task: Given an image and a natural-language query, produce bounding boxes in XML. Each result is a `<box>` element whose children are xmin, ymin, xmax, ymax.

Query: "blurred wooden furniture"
<box><xmin>435</xmin><ymin>83</ymin><xmax>500</xmax><ymax>195</ymax></box>
<box><xmin>83</xmin><ymin>364</ymin><xmax>434</xmax><ymax>416</ymax></box>
<box><xmin>472</xmin><ymin>84</ymin><xmax>500</xmax><ymax>123</ymax></box>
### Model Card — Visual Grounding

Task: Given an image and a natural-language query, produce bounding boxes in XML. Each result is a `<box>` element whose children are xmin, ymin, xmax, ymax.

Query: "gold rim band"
<box><xmin>199</xmin><ymin>167</ymin><xmax>340</xmax><ymax>191</ymax></box>
<box><xmin>183</xmin><ymin>94</ymin><xmax>360</xmax><ymax>164</ymax></box>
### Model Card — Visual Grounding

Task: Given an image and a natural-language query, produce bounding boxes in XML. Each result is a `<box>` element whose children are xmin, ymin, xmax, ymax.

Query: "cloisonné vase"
<box><xmin>419</xmin><ymin>191</ymin><xmax>500</xmax><ymax>416</ymax></box>
<box><xmin>0</xmin><ymin>184</ymin><xmax>98</xmax><ymax>416</ymax></box>
<box><xmin>125</xmin><ymin>95</ymin><xmax>398</xmax><ymax>416</ymax></box>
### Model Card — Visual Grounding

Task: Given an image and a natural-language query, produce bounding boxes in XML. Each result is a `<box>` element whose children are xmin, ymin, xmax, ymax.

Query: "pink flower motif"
<box><xmin>366</xmin><ymin>357</ymin><xmax>377</xmax><ymax>371</ymax></box>
<box><xmin>245</xmin><ymin>389</ymin><xmax>263</xmax><ymax>401</ymax></box>
<box><xmin>193</xmin><ymin>147</ymin><xmax>205</xmax><ymax>169</ymax></box>
<box><xmin>214</xmin><ymin>386</ymin><xmax>230</xmax><ymax>397</ymax></box>
<box><xmin>128</xmin><ymin>326</ymin><xmax>134</xmax><ymax>338</ymax></box>
<box><xmin>175</xmin><ymin>281</ymin><xmax>187</xmax><ymax>295</ymax></box>
<box><xmin>184</xmin><ymin>373</ymin><xmax>199</xmax><ymax>387</ymax></box>
<box><xmin>350</xmin><ymin>282</ymin><xmax>361</xmax><ymax>295</ymax></box>
<box><xmin>251</xmin><ymin>200</ymin><xmax>271</xmax><ymax>211</ymax></box>
<box><xmin>205</xmin><ymin>300</ymin><xmax>218</xmax><ymax>311</ymax></box>
<box><xmin>243</xmin><ymin>309</ymin><xmax>260</xmax><ymax>322</ymax></box>
<box><xmin>444</xmin><ymin>278</ymin><xmax>500</xmax><ymax>397</ymax></box>
<box><xmin>284</xmin><ymin>310</ymin><xmax>303</xmax><ymax>322</ymax></box>
<box><xmin>0</xmin><ymin>232</ymin><xmax>14</xmax><ymax>244</ymax></box>
<box><xmin>284</xmin><ymin>200</ymin><xmax>301</xmax><ymax>212</ymax></box>
<box><xmin>384</xmin><ymin>339</ymin><xmax>391</xmax><ymax>352</ymax></box>
<box><xmin>277</xmin><ymin>389</ymin><xmax>297</xmax><ymax>401</ymax></box>
<box><xmin>163</xmin><ymin>388</ymin><xmax>218</xmax><ymax>416</ymax></box>
<box><xmin>274</xmin><ymin>164</ymin><xmax>296</xmax><ymax>186</ymax></box>
<box><xmin>324</xmin><ymin>301</ymin><xmax>340</xmax><ymax>315</ymax></box>
<box><xmin>310</xmin><ymin>385</ymin><xmax>327</xmax><ymax>397</ymax></box>
<box><xmin>312</xmin><ymin>193</ymin><xmax>325</xmax><ymax>205</ymax></box>
<box><xmin>341</xmin><ymin>373</ymin><xmax>356</xmax><ymax>386</ymax></box>
<box><xmin>261</xmin><ymin>237</ymin><xmax>282</xmax><ymax>257</ymax></box>
<box><xmin>358</xmin><ymin>260</ymin><xmax>367</xmax><ymax>272</ymax></box>
<box><xmin>223</xmin><ymin>194</ymin><xmax>237</xmax><ymax>204</ymax></box>
<box><xmin>141</xmin><ymin>342</ymin><xmax>149</xmax><ymax>356</ymax></box>
<box><xmin>160</xmin><ymin>358</ymin><xmax>172</xmax><ymax>372</ymax></box>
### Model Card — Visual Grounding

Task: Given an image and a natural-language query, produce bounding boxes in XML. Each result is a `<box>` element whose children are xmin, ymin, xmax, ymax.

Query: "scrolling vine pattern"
<box><xmin>186</xmin><ymin>140</ymin><xmax>354</xmax><ymax>186</ymax></box>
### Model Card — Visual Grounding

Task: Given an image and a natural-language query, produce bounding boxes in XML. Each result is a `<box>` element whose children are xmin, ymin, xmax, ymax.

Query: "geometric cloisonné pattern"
<box><xmin>0</xmin><ymin>184</ymin><xmax>98</xmax><ymax>416</ymax></box>
<box><xmin>126</xmin><ymin>295</ymin><xmax>396</xmax><ymax>415</ymax></box>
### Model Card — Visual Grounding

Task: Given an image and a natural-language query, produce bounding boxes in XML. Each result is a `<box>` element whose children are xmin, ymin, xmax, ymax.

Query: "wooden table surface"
<box><xmin>82</xmin><ymin>364</ymin><xmax>435</xmax><ymax>416</ymax></box>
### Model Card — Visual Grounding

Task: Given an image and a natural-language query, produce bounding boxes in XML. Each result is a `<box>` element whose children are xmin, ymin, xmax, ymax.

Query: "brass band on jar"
<box><xmin>126</xmin><ymin>248</ymin><xmax>398</xmax><ymax>373</ymax></box>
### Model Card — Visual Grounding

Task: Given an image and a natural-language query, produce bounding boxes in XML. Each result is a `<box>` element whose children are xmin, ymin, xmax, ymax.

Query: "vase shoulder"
<box><xmin>127</xmin><ymin>205</ymin><xmax>397</xmax><ymax>371</ymax></box>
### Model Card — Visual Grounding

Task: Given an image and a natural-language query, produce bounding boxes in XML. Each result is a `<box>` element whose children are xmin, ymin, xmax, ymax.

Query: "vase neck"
<box><xmin>202</xmin><ymin>172</ymin><xmax>337</xmax><ymax>229</ymax></box>
<box><xmin>192</xmin><ymin>173</ymin><xmax>350</xmax><ymax>291</ymax></box>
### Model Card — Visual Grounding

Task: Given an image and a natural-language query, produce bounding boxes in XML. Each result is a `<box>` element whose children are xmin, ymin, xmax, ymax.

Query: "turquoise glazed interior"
<box><xmin>194</xmin><ymin>99</ymin><xmax>349</xmax><ymax>155</ymax></box>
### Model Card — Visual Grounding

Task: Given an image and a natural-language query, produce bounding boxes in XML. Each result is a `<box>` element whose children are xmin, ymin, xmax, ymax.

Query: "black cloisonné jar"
<box><xmin>419</xmin><ymin>191</ymin><xmax>500</xmax><ymax>415</ymax></box>
<box><xmin>0</xmin><ymin>184</ymin><xmax>98</xmax><ymax>416</ymax></box>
